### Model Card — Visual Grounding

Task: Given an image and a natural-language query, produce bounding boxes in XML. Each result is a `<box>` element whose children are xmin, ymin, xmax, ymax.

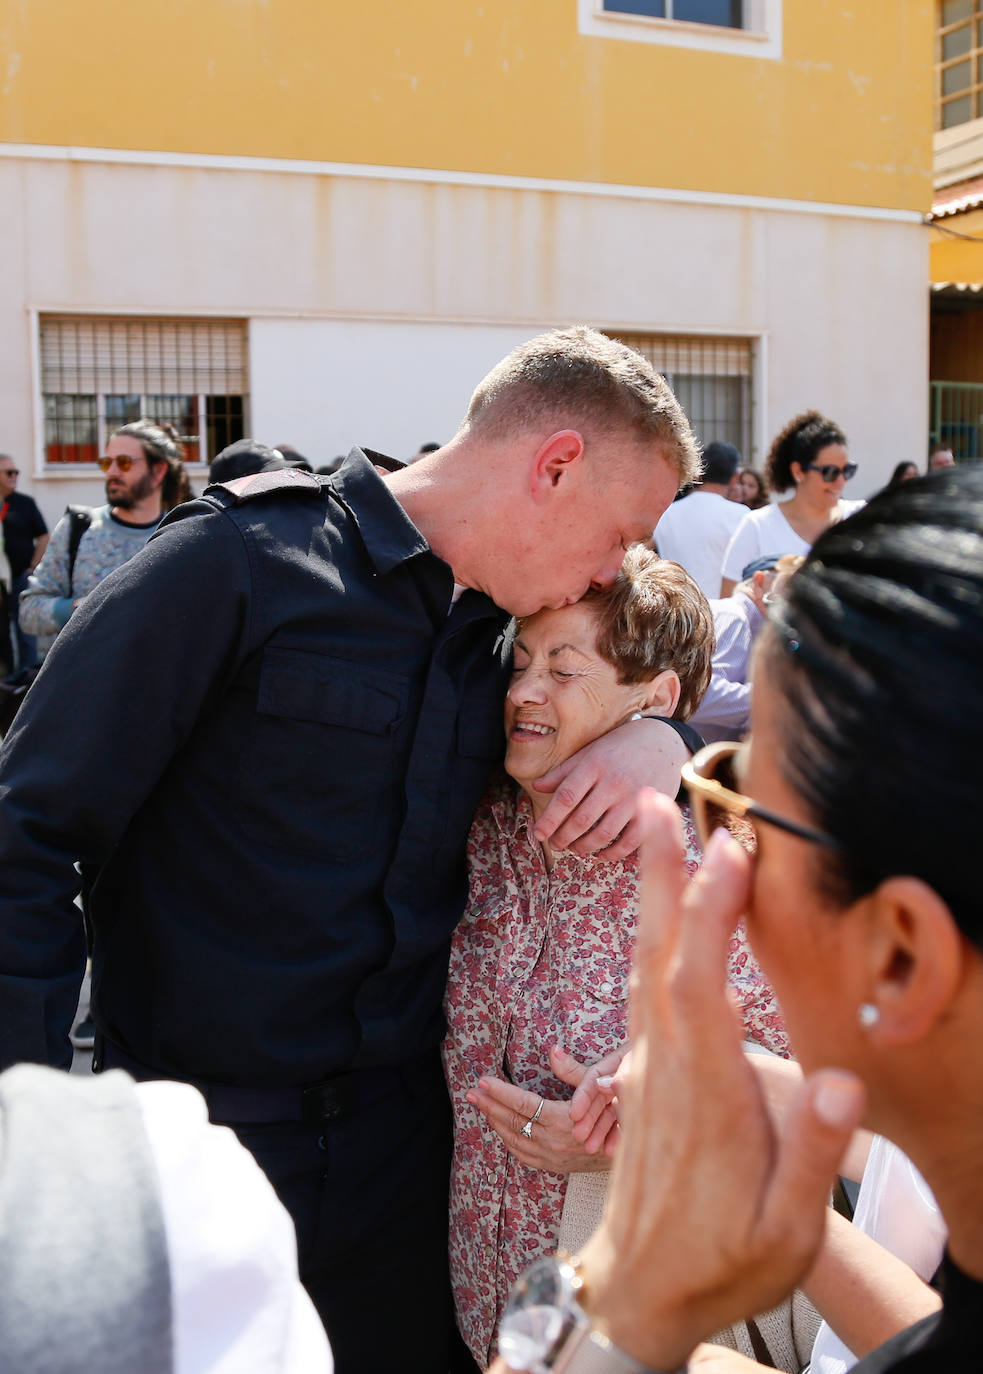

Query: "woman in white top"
<box><xmin>721</xmin><ymin>412</ymin><xmax>864</xmax><ymax>596</ymax></box>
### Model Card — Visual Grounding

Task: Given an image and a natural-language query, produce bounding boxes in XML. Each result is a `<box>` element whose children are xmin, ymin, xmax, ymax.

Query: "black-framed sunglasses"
<box><xmin>681</xmin><ymin>741</ymin><xmax>840</xmax><ymax>851</ymax></box>
<box><xmin>802</xmin><ymin>461</ymin><xmax>858</xmax><ymax>483</ymax></box>
<box><xmin>0</xmin><ymin>468</ymin><xmax>19</xmax><ymax>477</ymax></box>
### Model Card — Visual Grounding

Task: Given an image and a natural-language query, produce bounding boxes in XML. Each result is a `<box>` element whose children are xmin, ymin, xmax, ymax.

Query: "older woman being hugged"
<box><xmin>443</xmin><ymin>549</ymin><xmax>789</xmax><ymax>1371</ymax></box>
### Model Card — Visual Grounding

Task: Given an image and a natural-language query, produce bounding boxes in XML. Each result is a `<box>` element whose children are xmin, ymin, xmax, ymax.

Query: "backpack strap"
<box><xmin>65</xmin><ymin>505</ymin><xmax>93</xmax><ymax>593</ymax></box>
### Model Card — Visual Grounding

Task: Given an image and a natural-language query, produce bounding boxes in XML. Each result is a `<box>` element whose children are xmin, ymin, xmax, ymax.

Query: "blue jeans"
<box><xmin>11</xmin><ymin>571</ymin><xmax>38</xmax><ymax>671</ymax></box>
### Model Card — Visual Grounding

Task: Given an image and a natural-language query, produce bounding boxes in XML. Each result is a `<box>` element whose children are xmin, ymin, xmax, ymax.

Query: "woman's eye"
<box><xmin>552</xmin><ymin>669</ymin><xmax>575</xmax><ymax>681</ymax></box>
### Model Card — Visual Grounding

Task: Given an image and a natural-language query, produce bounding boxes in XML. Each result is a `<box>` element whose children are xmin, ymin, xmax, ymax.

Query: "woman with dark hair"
<box><xmin>736</xmin><ymin>468</ymin><xmax>768</xmax><ymax>510</ymax></box>
<box><xmin>720</xmin><ymin>412</ymin><xmax>863</xmax><ymax>596</ymax></box>
<box><xmin>493</xmin><ymin>468</ymin><xmax>983</xmax><ymax>1374</ymax></box>
<box><xmin>886</xmin><ymin>460</ymin><xmax>919</xmax><ymax>489</ymax></box>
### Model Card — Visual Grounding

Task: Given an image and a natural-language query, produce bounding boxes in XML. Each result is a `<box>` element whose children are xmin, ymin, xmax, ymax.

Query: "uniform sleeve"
<box><xmin>721</xmin><ymin>512</ymin><xmax>761</xmax><ymax>585</ymax></box>
<box><xmin>0</xmin><ymin>501</ymin><xmax>254</xmax><ymax>1070</ymax></box>
<box><xmin>17</xmin><ymin>512</ymin><xmax>74</xmax><ymax>635</ymax></box>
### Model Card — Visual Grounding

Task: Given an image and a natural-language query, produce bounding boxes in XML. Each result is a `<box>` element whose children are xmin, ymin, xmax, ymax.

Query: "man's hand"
<box><xmin>573</xmin><ymin>791</ymin><xmax>866</xmax><ymax>1371</ymax></box>
<box><xmin>466</xmin><ymin>1048</ymin><xmax>619</xmax><ymax>1174</ymax></box>
<box><xmin>532</xmin><ymin>717</ymin><xmax>688</xmax><ymax>860</ymax></box>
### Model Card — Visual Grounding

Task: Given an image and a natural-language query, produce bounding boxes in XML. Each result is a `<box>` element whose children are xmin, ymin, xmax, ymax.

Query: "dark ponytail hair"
<box><xmin>112</xmin><ymin>419</ymin><xmax>189</xmax><ymax>511</ymax></box>
<box><xmin>765</xmin><ymin>411</ymin><xmax>847</xmax><ymax>495</ymax></box>
<box><xmin>764</xmin><ymin>467</ymin><xmax>983</xmax><ymax>944</ymax></box>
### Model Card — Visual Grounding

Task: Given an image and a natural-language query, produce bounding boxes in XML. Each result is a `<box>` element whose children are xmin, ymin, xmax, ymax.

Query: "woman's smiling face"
<box><xmin>503</xmin><ymin>603</ymin><xmax>644</xmax><ymax>795</ymax></box>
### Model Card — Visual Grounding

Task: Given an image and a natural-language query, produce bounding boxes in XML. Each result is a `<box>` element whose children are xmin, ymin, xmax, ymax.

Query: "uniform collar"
<box><xmin>331</xmin><ymin>448</ymin><xmax>431</xmax><ymax>576</ymax></box>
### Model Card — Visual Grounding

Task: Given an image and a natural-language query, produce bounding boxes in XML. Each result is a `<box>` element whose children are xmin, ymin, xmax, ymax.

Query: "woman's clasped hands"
<box><xmin>466</xmin><ymin>1044</ymin><xmax>624</xmax><ymax>1174</ymax></box>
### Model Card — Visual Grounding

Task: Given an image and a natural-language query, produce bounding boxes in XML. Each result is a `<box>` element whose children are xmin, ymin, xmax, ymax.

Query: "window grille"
<box><xmin>612</xmin><ymin>331</ymin><xmax>754</xmax><ymax>461</ymax></box>
<box><xmin>39</xmin><ymin>316</ymin><xmax>248</xmax><ymax>466</ymax></box>
<box><xmin>935</xmin><ymin>0</ymin><xmax>983</xmax><ymax>130</ymax></box>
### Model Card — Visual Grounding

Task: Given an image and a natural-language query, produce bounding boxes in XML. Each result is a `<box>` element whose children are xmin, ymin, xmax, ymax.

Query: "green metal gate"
<box><xmin>929</xmin><ymin>380</ymin><xmax>983</xmax><ymax>459</ymax></box>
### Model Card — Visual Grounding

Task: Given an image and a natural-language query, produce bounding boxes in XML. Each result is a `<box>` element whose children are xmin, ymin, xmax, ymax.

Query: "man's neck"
<box><xmin>693</xmin><ymin>482</ymin><xmax>729</xmax><ymax>497</ymax></box>
<box><xmin>111</xmin><ymin>496</ymin><xmax>164</xmax><ymax>526</ymax></box>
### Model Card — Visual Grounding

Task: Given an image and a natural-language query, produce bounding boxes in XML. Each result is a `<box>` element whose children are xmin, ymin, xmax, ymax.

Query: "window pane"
<box><xmin>942</xmin><ymin>0</ymin><xmax>973</xmax><ymax>26</ymax></box>
<box><xmin>206</xmin><ymin>395</ymin><xmax>245</xmax><ymax>466</ymax></box>
<box><xmin>44</xmin><ymin>394</ymin><xmax>98</xmax><ymax>464</ymax></box>
<box><xmin>145</xmin><ymin>394</ymin><xmax>200</xmax><ymax>464</ymax></box>
<box><xmin>942</xmin><ymin>93</ymin><xmax>973</xmax><ymax>126</ymax></box>
<box><xmin>943</xmin><ymin>22</ymin><xmax>973</xmax><ymax>61</ymax></box>
<box><xmin>104</xmin><ymin>394</ymin><xmax>142</xmax><ymax>429</ymax></box>
<box><xmin>672</xmin><ymin>375</ymin><xmax>745</xmax><ymax>452</ymax></box>
<box><xmin>674</xmin><ymin>0</ymin><xmax>742</xmax><ymax>26</ymax></box>
<box><xmin>943</xmin><ymin>58</ymin><xmax>972</xmax><ymax>95</ymax></box>
<box><xmin>603</xmin><ymin>0</ymin><xmax>666</xmax><ymax>14</ymax></box>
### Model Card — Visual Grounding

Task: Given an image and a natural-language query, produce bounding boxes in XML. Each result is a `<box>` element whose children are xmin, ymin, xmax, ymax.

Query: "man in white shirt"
<box><xmin>653</xmin><ymin>441</ymin><xmax>746</xmax><ymax>598</ymax></box>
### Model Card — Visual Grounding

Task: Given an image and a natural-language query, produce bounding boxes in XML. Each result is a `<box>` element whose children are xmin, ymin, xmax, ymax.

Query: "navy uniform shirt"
<box><xmin>0</xmin><ymin>451</ymin><xmax>511</xmax><ymax>1085</ymax></box>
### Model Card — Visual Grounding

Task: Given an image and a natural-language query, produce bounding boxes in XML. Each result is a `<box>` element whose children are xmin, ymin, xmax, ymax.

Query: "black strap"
<box><xmin>65</xmin><ymin>505</ymin><xmax>93</xmax><ymax>593</ymax></box>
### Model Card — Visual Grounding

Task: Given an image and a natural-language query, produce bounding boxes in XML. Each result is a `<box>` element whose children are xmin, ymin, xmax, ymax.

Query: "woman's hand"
<box><xmin>465</xmin><ymin>1047</ymin><xmax>619</xmax><ymax>1174</ymax></box>
<box><xmin>531</xmin><ymin>716</ymin><xmax>689</xmax><ymax>860</ymax></box>
<box><xmin>574</xmin><ymin>791</ymin><xmax>866</xmax><ymax>1372</ymax></box>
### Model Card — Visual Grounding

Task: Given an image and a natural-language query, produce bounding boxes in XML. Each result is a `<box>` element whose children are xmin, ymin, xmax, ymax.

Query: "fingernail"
<box><xmin>703</xmin><ymin>826</ymin><xmax>734</xmax><ymax>868</ymax></box>
<box><xmin>466</xmin><ymin>1093</ymin><xmax>476</xmax><ymax>1105</ymax></box>
<box><xmin>813</xmin><ymin>1072</ymin><xmax>862</xmax><ymax>1128</ymax></box>
<box><xmin>596</xmin><ymin>1075</ymin><xmax>615</xmax><ymax>1090</ymax></box>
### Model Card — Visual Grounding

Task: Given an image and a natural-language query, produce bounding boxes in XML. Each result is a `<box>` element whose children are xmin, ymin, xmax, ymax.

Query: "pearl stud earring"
<box><xmin>858</xmin><ymin>1002</ymin><xmax>880</xmax><ymax>1028</ymax></box>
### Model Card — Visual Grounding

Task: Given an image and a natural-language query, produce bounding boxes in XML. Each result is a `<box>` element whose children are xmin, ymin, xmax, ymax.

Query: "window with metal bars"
<box><xmin>601</xmin><ymin>0</ymin><xmax>743</xmax><ymax>25</ymax></box>
<box><xmin>936</xmin><ymin>0</ymin><xmax>983</xmax><ymax>130</ymax></box>
<box><xmin>39</xmin><ymin>316</ymin><xmax>248</xmax><ymax>467</ymax></box>
<box><xmin>610</xmin><ymin>331</ymin><xmax>754</xmax><ymax>460</ymax></box>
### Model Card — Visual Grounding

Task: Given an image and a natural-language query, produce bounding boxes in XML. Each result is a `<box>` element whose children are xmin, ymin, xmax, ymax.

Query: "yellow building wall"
<box><xmin>0</xmin><ymin>1</ymin><xmax>931</xmax><ymax>211</ymax></box>
<box><xmin>930</xmin><ymin>209</ymin><xmax>983</xmax><ymax>283</ymax></box>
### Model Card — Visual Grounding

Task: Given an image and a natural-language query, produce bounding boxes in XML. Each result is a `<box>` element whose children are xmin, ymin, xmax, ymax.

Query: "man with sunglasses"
<box><xmin>18</xmin><ymin>431</ymin><xmax>169</xmax><ymax>657</ymax></box>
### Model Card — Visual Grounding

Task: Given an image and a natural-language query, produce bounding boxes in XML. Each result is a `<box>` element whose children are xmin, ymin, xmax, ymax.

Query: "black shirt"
<box><xmin>852</xmin><ymin>1254</ymin><xmax>982</xmax><ymax>1371</ymax></box>
<box><xmin>1</xmin><ymin>491</ymin><xmax>47</xmax><ymax>578</ymax></box>
<box><xmin>0</xmin><ymin>452</ymin><xmax>511</xmax><ymax>1085</ymax></box>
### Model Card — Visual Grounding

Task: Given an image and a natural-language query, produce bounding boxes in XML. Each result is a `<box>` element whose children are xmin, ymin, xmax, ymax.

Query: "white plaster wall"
<box><xmin>0</xmin><ymin>153</ymin><xmax>927</xmax><ymax>527</ymax></box>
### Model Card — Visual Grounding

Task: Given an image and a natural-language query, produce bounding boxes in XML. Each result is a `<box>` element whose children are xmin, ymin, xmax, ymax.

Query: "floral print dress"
<box><xmin>442</xmin><ymin>774</ymin><xmax>789</xmax><ymax>1367</ymax></box>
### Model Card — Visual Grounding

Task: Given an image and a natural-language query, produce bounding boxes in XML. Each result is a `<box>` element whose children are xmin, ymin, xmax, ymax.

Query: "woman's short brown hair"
<box><xmin>581</xmin><ymin>546</ymin><xmax>714</xmax><ymax>720</ymax></box>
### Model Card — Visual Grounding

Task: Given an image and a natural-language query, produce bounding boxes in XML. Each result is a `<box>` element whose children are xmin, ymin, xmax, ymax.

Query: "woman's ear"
<box><xmin>635</xmin><ymin>669</ymin><xmax>680</xmax><ymax>720</ymax></box>
<box><xmin>860</xmin><ymin>877</ymin><xmax>964</xmax><ymax>1047</ymax></box>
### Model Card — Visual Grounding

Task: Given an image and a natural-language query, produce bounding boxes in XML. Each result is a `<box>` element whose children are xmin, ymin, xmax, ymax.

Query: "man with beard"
<box><xmin>19</xmin><ymin>420</ymin><xmax>184</xmax><ymax>652</ymax></box>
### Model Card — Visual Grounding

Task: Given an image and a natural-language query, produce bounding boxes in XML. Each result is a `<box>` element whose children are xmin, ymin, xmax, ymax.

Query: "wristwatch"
<box><xmin>497</xmin><ymin>1252</ymin><xmax>687</xmax><ymax>1374</ymax></box>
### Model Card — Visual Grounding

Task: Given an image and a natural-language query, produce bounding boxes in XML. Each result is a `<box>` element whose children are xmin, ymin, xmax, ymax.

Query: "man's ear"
<box><xmin>529</xmin><ymin>430</ymin><xmax>586</xmax><ymax>500</ymax></box>
<box><xmin>151</xmin><ymin>462</ymin><xmax>169</xmax><ymax>492</ymax></box>
<box><xmin>861</xmin><ymin>877</ymin><xmax>964</xmax><ymax>1046</ymax></box>
<box><xmin>635</xmin><ymin>669</ymin><xmax>681</xmax><ymax>720</ymax></box>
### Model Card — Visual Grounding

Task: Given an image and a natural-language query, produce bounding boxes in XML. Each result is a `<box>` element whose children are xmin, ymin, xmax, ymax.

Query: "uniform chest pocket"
<box><xmin>237</xmin><ymin>648</ymin><xmax>409</xmax><ymax>858</ymax></box>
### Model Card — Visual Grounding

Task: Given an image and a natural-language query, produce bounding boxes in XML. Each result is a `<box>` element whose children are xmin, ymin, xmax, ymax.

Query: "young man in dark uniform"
<box><xmin>0</xmin><ymin>328</ymin><xmax>700</xmax><ymax>1372</ymax></box>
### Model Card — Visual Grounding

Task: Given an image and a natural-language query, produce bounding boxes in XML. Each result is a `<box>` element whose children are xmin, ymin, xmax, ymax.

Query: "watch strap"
<box><xmin>552</xmin><ymin>1323</ymin><xmax>687</xmax><ymax>1374</ymax></box>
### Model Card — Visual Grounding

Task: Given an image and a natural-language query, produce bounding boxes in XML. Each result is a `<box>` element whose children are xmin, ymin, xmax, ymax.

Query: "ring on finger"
<box><xmin>520</xmin><ymin>1097</ymin><xmax>545</xmax><ymax>1139</ymax></box>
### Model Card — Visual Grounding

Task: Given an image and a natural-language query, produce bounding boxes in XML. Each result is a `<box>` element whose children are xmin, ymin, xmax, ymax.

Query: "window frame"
<box><xmin>31</xmin><ymin>312</ymin><xmax>250</xmax><ymax>477</ymax></box>
<box><xmin>936</xmin><ymin>2</ymin><xmax>983</xmax><ymax>130</ymax></box>
<box><xmin>578</xmin><ymin>0</ymin><xmax>782</xmax><ymax>59</ymax></box>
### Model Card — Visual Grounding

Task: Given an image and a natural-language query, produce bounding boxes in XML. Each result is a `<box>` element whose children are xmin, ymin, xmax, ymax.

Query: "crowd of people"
<box><xmin>0</xmin><ymin>328</ymin><xmax>978</xmax><ymax>1374</ymax></box>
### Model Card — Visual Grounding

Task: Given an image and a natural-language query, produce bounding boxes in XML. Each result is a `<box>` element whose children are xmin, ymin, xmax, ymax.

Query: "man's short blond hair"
<box><xmin>581</xmin><ymin>546</ymin><xmax>714</xmax><ymax>720</ymax></box>
<box><xmin>464</xmin><ymin>326</ymin><xmax>701</xmax><ymax>486</ymax></box>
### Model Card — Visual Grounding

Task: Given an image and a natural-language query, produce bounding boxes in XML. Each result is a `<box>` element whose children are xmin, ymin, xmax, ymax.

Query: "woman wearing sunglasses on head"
<box><xmin>489</xmin><ymin>468</ymin><xmax>982</xmax><ymax>1374</ymax></box>
<box><xmin>719</xmin><ymin>412</ymin><xmax>863</xmax><ymax>598</ymax></box>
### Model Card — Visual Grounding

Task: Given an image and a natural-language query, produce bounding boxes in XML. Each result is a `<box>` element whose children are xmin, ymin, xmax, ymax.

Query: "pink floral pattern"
<box><xmin>442</xmin><ymin>775</ymin><xmax>789</xmax><ymax>1366</ymax></box>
